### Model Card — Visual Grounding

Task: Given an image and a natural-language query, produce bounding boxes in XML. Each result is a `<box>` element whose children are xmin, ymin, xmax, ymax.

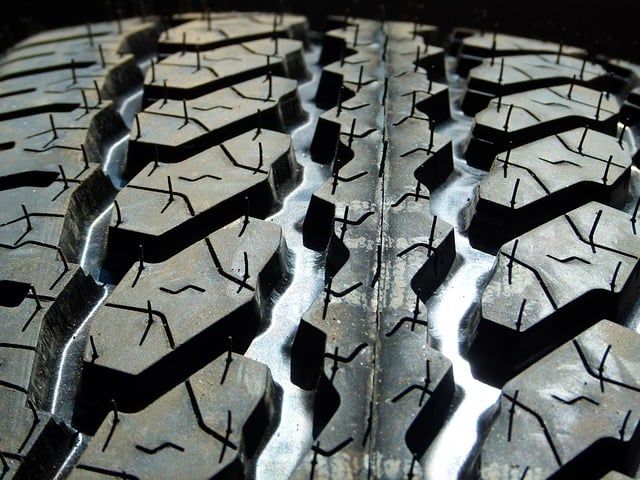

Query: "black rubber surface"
<box><xmin>1</xmin><ymin>10</ymin><xmax>640</xmax><ymax>480</ymax></box>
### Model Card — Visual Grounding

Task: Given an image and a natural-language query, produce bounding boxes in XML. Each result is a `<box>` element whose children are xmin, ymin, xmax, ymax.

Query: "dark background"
<box><xmin>1</xmin><ymin>0</ymin><xmax>638</xmax><ymax>62</ymax></box>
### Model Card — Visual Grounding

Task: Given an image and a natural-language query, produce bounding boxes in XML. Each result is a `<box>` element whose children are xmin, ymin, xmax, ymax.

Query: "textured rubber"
<box><xmin>1</xmin><ymin>9</ymin><xmax>640</xmax><ymax>480</ymax></box>
<box><xmin>456</xmin><ymin>30</ymin><xmax>640</xmax><ymax>479</ymax></box>
<box><xmin>0</xmin><ymin>17</ymin><xmax>161</xmax><ymax>479</ymax></box>
<box><xmin>479</xmin><ymin>321</ymin><xmax>640</xmax><ymax>479</ymax></box>
<box><xmin>289</xmin><ymin>17</ymin><xmax>456</xmax><ymax>479</ymax></box>
<box><xmin>470</xmin><ymin>202</ymin><xmax>640</xmax><ymax>385</ymax></box>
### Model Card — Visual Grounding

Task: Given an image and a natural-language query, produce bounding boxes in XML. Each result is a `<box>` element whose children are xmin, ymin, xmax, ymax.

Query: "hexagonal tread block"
<box><xmin>468</xmin><ymin>128</ymin><xmax>632</xmax><ymax>251</ymax></box>
<box><xmin>145</xmin><ymin>37</ymin><xmax>306</xmax><ymax>102</ymax></box>
<box><xmin>127</xmin><ymin>75</ymin><xmax>303</xmax><ymax>169</ymax></box>
<box><xmin>462</xmin><ymin>54</ymin><xmax>610</xmax><ymax>115</ymax></box>
<box><xmin>465</xmin><ymin>85</ymin><xmax>619</xmax><ymax>170</ymax></box>
<box><xmin>72</xmin><ymin>354</ymin><xmax>276</xmax><ymax>480</ymax></box>
<box><xmin>479</xmin><ymin>321</ymin><xmax>640</xmax><ymax>479</ymax></box>
<box><xmin>159</xmin><ymin>12</ymin><xmax>307</xmax><ymax>54</ymax></box>
<box><xmin>106</xmin><ymin>128</ymin><xmax>297</xmax><ymax>269</ymax></box>
<box><xmin>470</xmin><ymin>202</ymin><xmax>640</xmax><ymax>385</ymax></box>
<box><xmin>456</xmin><ymin>31</ymin><xmax>585</xmax><ymax>77</ymax></box>
<box><xmin>75</xmin><ymin>217</ymin><xmax>286</xmax><ymax>433</ymax></box>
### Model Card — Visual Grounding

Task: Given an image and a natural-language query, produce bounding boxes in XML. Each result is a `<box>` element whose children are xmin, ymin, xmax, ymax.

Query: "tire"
<box><xmin>0</xmin><ymin>10</ymin><xmax>639</xmax><ymax>480</ymax></box>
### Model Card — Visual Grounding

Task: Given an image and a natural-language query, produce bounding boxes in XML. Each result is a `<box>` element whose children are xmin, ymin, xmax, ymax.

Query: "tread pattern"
<box><xmin>465</xmin><ymin>84</ymin><xmax>620</xmax><ymax>169</ymax></box>
<box><xmin>458</xmin><ymin>27</ymin><xmax>640</xmax><ymax>480</ymax></box>
<box><xmin>144</xmin><ymin>37</ymin><xmax>307</xmax><ymax>101</ymax></box>
<box><xmin>454</xmin><ymin>29</ymin><xmax>640</xmax><ymax>89</ymax></box>
<box><xmin>126</xmin><ymin>75</ymin><xmax>303</xmax><ymax>171</ymax></box>
<box><xmin>479</xmin><ymin>320</ymin><xmax>640</xmax><ymax>479</ymax></box>
<box><xmin>107</xmin><ymin>128</ymin><xmax>296</xmax><ymax>268</ymax></box>
<box><xmin>467</xmin><ymin>128</ymin><xmax>632</xmax><ymax>251</ymax></box>
<box><xmin>76</xmin><ymin>217</ymin><xmax>286</xmax><ymax>430</ymax></box>
<box><xmin>455</xmin><ymin>31</ymin><xmax>585</xmax><ymax>77</ymax></box>
<box><xmin>470</xmin><ymin>201</ymin><xmax>640</xmax><ymax>384</ymax></box>
<box><xmin>0</xmin><ymin>17</ymin><xmax>160</xmax><ymax>479</ymax></box>
<box><xmin>72</xmin><ymin>354</ymin><xmax>276</xmax><ymax>479</ymax></box>
<box><xmin>63</xmin><ymin>12</ymin><xmax>309</xmax><ymax>480</ymax></box>
<box><xmin>0</xmin><ymin>18</ymin><xmax>160</xmax><ymax>263</ymax></box>
<box><xmin>159</xmin><ymin>12</ymin><xmax>308</xmax><ymax>54</ymax></box>
<box><xmin>461</xmin><ymin>54</ymin><xmax>611</xmax><ymax>115</ymax></box>
<box><xmin>3</xmin><ymin>11</ymin><xmax>640</xmax><ymax>480</ymax></box>
<box><xmin>0</xmin><ymin>242</ymin><xmax>99</xmax><ymax>478</ymax></box>
<box><xmin>290</xmin><ymin>18</ymin><xmax>456</xmax><ymax>479</ymax></box>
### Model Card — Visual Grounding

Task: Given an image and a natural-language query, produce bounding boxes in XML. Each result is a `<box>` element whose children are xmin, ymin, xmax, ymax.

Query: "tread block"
<box><xmin>384</xmin><ymin>69</ymin><xmax>450</xmax><ymax>125</ymax></box>
<box><xmin>462</xmin><ymin>54</ymin><xmax>610</xmax><ymax>115</ymax></box>
<box><xmin>310</xmin><ymin>84</ymin><xmax>381</xmax><ymax>159</ymax></box>
<box><xmin>318</xmin><ymin>18</ymin><xmax>381</xmax><ymax>65</ymax></box>
<box><xmin>468</xmin><ymin>128</ymin><xmax>632</xmax><ymax>251</ymax></box>
<box><xmin>75</xmin><ymin>217</ymin><xmax>286</xmax><ymax>432</ymax></box>
<box><xmin>456</xmin><ymin>32</ymin><xmax>585</xmax><ymax>77</ymax></box>
<box><xmin>0</xmin><ymin>51</ymin><xmax>139</xmax><ymax>112</ymax></box>
<box><xmin>382</xmin><ymin>21</ymin><xmax>438</xmax><ymax>43</ymax></box>
<box><xmin>11</xmin><ymin>18</ymin><xmax>157</xmax><ymax>53</ymax></box>
<box><xmin>72</xmin><ymin>354</ymin><xmax>276</xmax><ymax>480</ymax></box>
<box><xmin>106</xmin><ymin>128</ymin><xmax>297</xmax><ymax>269</ymax></box>
<box><xmin>0</xmin><ymin>242</ymin><xmax>98</xmax><ymax>406</ymax></box>
<box><xmin>160</xmin><ymin>12</ymin><xmax>308</xmax><ymax>54</ymax></box>
<box><xmin>0</xmin><ymin>103</ymin><xmax>125</xmax><ymax>164</ymax></box>
<box><xmin>383</xmin><ymin>21</ymin><xmax>445</xmax><ymax>80</ymax></box>
<box><xmin>479</xmin><ymin>321</ymin><xmax>640</xmax><ymax>479</ymax></box>
<box><xmin>372</xmin><ymin>334</ymin><xmax>454</xmax><ymax>479</ymax></box>
<box><xmin>0</xmin><ymin>18</ymin><xmax>161</xmax><ymax>263</ymax></box>
<box><xmin>145</xmin><ymin>38</ymin><xmax>307</xmax><ymax>102</ymax></box>
<box><xmin>0</xmin><ymin>20</ymin><xmax>157</xmax><ymax>270</ymax></box>
<box><xmin>0</xmin><ymin>156</ymin><xmax>113</xmax><ymax>264</ymax></box>
<box><xmin>469</xmin><ymin>202</ymin><xmax>640</xmax><ymax>385</ymax></box>
<box><xmin>464</xmin><ymin>85</ymin><xmax>620</xmax><ymax>170</ymax></box>
<box><xmin>312</xmin><ymin>72</ymin><xmax>449</xmax><ymax>160</ymax></box>
<box><xmin>127</xmin><ymin>75</ymin><xmax>303</xmax><ymax>170</ymax></box>
<box><xmin>0</xmin><ymin>242</ymin><xmax>99</xmax><ymax>478</ymax></box>
<box><xmin>1</xmin><ymin>18</ymin><xmax>160</xmax><ymax>106</ymax></box>
<box><xmin>315</xmin><ymin>48</ymin><xmax>381</xmax><ymax>108</ymax></box>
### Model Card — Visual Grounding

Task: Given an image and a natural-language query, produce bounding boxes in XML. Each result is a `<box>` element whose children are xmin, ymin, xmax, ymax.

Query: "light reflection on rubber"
<box><xmin>250</xmin><ymin>43</ymin><xmax>504</xmax><ymax>479</ymax></box>
<box><xmin>79</xmin><ymin>204</ymin><xmax>113</xmax><ymax>274</ymax></box>
<box><xmin>418</xmin><ymin>62</ymin><xmax>502</xmax><ymax>477</ymax></box>
<box><xmin>101</xmin><ymin>132</ymin><xmax>129</xmax><ymax>184</ymax></box>
<box><xmin>51</xmin><ymin>285</ymin><xmax>109</xmax><ymax>417</ymax></box>
<box><xmin>619</xmin><ymin>121</ymin><xmax>640</xmax><ymax>333</ymax></box>
<box><xmin>52</xmin><ymin>433</ymin><xmax>85</xmax><ymax>480</ymax></box>
<box><xmin>248</xmin><ymin>42</ymin><xmax>327</xmax><ymax>479</ymax></box>
<box><xmin>117</xmin><ymin>88</ymin><xmax>144</xmax><ymax>127</ymax></box>
<box><xmin>50</xmin><ymin>80</ymin><xmax>138</xmax><ymax>436</ymax></box>
<box><xmin>46</xmin><ymin>35</ymin><xmax>640</xmax><ymax>480</ymax></box>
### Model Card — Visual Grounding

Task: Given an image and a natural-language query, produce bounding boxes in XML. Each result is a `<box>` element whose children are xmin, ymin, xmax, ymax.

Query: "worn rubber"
<box><xmin>1</xmin><ymin>9</ymin><xmax>640</xmax><ymax>480</ymax></box>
